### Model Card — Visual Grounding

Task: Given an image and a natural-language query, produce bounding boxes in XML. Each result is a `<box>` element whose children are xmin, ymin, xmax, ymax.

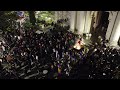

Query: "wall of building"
<box><xmin>69</xmin><ymin>11</ymin><xmax>120</xmax><ymax>46</ymax></box>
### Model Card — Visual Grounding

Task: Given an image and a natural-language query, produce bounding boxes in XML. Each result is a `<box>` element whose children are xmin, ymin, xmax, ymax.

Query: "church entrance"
<box><xmin>97</xmin><ymin>11</ymin><xmax>109</xmax><ymax>39</ymax></box>
<box><xmin>91</xmin><ymin>11</ymin><xmax>110</xmax><ymax>43</ymax></box>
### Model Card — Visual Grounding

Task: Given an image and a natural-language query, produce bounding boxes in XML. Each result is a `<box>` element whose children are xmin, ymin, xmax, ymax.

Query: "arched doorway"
<box><xmin>91</xmin><ymin>11</ymin><xmax>110</xmax><ymax>42</ymax></box>
<box><xmin>98</xmin><ymin>11</ymin><xmax>109</xmax><ymax>39</ymax></box>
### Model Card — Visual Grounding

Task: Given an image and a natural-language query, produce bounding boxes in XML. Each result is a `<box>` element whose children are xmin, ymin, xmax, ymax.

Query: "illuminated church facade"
<box><xmin>54</xmin><ymin>11</ymin><xmax>120</xmax><ymax>46</ymax></box>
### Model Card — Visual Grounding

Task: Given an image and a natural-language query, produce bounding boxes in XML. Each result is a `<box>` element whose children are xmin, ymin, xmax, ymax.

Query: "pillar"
<box><xmin>54</xmin><ymin>11</ymin><xmax>58</xmax><ymax>22</ymax></box>
<box><xmin>76</xmin><ymin>11</ymin><xmax>86</xmax><ymax>35</ymax></box>
<box><xmin>93</xmin><ymin>11</ymin><xmax>98</xmax><ymax>29</ymax></box>
<box><xmin>109</xmin><ymin>11</ymin><xmax>120</xmax><ymax>46</ymax></box>
<box><xmin>70</xmin><ymin>11</ymin><xmax>77</xmax><ymax>32</ymax></box>
<box><xmin>105</xmin><ymin>11</ymin><xmax>118</xmax><ymax>40</ymax></box>
<box><xmin>84</xmin><ymin>11</ymin><xmax>92</xmax><ymax>34</ymax></box>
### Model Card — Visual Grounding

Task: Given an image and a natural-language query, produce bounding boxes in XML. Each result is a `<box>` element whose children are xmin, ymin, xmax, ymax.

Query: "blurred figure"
<box><xmin>73</xmin><ymin>38</ymin><xmax>85</xmax><ymax>50</ymax></box>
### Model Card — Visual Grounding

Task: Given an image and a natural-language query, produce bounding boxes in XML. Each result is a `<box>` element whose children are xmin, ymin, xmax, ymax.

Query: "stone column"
<box><xmin>105</xmin><ymin>11</ymin><xmax>118</xmax><ymax>40</ymax></box>
<box><xmin>109</xmin><ymin>11</ymin><xmax>120</xmax><ymax>46</ymax></box>
<box><xmin>70</xmin><ymin>11</ymin><xmax>77</xmax><ymax>32</ymax></box>
<box><xmin>54</xmin><ymin>11</ymin><xmax>58</xmax><ymax>22</ymax></box>
<box><xmin>76</xmin><ymin>11</ymin><xmax>86</xmax><ymax>35</ymax></box>
<box><xmin>84</xmin><ymin>11</ymin><xmax>92</xmax><ymax>33</ymax></box>
<box><xmin>93</xmin><ymin>11</ymin><xmax>98</xmax><ymax>29</ymax></box>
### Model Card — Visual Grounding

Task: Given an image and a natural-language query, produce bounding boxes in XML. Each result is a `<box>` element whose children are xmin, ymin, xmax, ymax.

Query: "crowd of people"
<box><xmin>0</xmin><ymin>18</ymin><xmax>120</xmax><ymax>79</ymax></box>
<box><xmin>86</xmin><ymin>41</ymin><xmax>120</xmax><ymax>79</ymax></box>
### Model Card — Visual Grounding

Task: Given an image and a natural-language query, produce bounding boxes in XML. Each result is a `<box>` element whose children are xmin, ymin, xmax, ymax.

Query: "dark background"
<box><xmin>0</xmin><ymin>0</ymin><xmax>119</xmax><ymax>89</ymax></box>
